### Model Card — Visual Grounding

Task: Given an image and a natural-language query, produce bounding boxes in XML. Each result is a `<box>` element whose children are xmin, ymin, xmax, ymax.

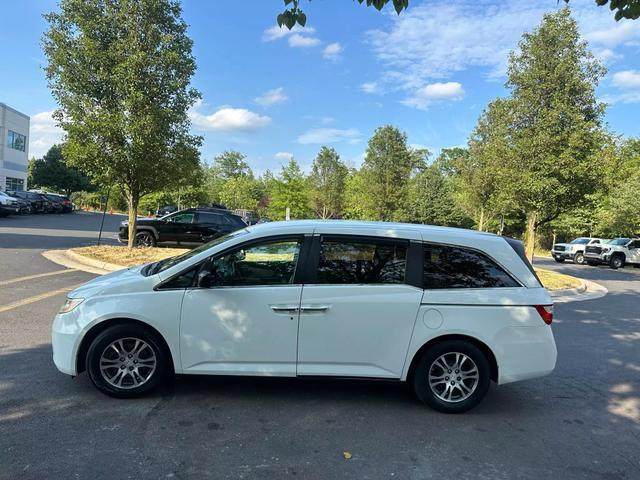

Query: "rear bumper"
<box><xmin>495</xmin><ymin>325</ymin><xmax>557</xmax><ymax>385</ymax></box>
<box><xmin>584</xmin><ymin>253</ymin><xmax>609</xmax><ymax>264</ymax></box>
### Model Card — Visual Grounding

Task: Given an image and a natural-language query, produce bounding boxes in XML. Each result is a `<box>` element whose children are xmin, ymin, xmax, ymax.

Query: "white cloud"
<box><xmin>189</xmin><ymin>101</ymin><xmax>271</xmax><ymax>132</ymax></box>
<box><xmin>584</xmin><ymin>21</ymin><xmax>640</xmax><ymax>48</ymax></box>
<box><xmin>274</xmin><ymin>152</ymin><xmax>294</xmax><ymax>161</ymax></box>
<box><xmin>255</xmin><ymin>87</ymin><xmax>288</xmax><ymax>106</ymax></box>
<box><xmin>288</xmin><ymin>33</ymin><xmax>321</xmax><ymax>48</ymax></box>
<box><xmin>29</xmin><ymin>111</ymin><xmax>64</xmax><ymax>158</ymax></box>
<box><xmin>262</xmin><ymin>25</ymin><xmax>316</xmax><ymax>42</ymax></box>
<box><xmin>366</xmin><ymin>0</ymin><xmax>638</xmax><ymax>91</ymax></box>
<box><xmin>323</xmin><ymin>42</ymin><xmax>343</xmax><ymax>61</ymax></box>
<box><xmin>612</xmin><ymin>70</ymin><xmax>640</xmax><ymax>89</ymax></box>
<box><xmin>606</xmin><ymin>69</ymin><xmax>640</xmax><ymax>104</ymax></box>
<box><xmin>360</xmin><ymin>82</ymin><xmax>380</xmax><ymax>94</ymax></box>
<box><xmin>297</xmin><ymin>128</ymin><xmax>361</xmax><ymax>145</ymax></box>
<box><xmin>402</xmin><ymin>82</ymin><xmax>465</xmax><ymax>110</ymax></box>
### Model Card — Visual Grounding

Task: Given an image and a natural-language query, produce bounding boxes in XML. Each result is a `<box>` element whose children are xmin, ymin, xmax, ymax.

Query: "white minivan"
<box><xmin>52</xmin><ymin>221</ymin><xmax>557</xmax><ymax>413</ymax></box>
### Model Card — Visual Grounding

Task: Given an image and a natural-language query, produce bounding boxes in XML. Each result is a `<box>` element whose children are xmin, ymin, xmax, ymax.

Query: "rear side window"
<box><xmin>198</xmin><ymin>213</ymin><xmax>224</xmax><ymax>225</ymax></box>
<box><xmin>423</xmin><ymin>244</ymin><xmax>519</xmax><ymax>289</ymax></box>
<box><xmin>317</xmin><ymin>239</ymin><xmax>407</xmax><ymax>284</ymax></box>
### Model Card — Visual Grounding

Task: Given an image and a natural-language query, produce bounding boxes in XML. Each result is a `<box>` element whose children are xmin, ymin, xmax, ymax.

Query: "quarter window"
<box><xmin>423</xmin><ymin>244</ymin><xmax>519</xmax><ymax>289</ymax></box>
<box><xmin>317</xmin><ymin>239</ymin><xmax>407</xmax><ymax>284</ymax></box>
<box><xmin>206</xmin><ymin>239</ymin><xmax>301</xmax><ymax>287</ymax></box>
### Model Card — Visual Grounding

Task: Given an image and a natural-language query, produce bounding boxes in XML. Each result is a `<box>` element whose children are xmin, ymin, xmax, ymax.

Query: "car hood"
<box><xmin>68</xmin><ymin>264</ymin><xmax>151</xmax><ymax>298</ymax></box>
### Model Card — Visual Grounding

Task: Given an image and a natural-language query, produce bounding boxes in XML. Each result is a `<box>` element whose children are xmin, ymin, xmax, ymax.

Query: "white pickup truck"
<box><xmin>551</xmin><ymin>237</ymin><xmax>602</xmax><ymax>265</ymax></box>
<box><xmin>584</xmin><ymin>238</ymin><xmax>640</xmax><ymax>269</ymax></box>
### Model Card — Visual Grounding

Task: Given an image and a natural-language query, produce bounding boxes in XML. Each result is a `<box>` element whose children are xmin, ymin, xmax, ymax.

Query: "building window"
<box><xmin>7</xmin><ymin>130</ymin><xmax>27</xmax><ymax>152</ymax></box>
<box><xmin>6</xmin><ymin>177</ymin><xmax>25</xmax><ymax>191</ymax></box>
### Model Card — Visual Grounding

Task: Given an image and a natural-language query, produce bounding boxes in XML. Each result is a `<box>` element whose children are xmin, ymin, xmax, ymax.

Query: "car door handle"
<box><xmin>300</xmin><ymin>305</ymin><xmax>331</xmax><ymax>313</ymax></box>
<box><xmin>270</xmin><ymin>305</ymin><xmax>300</xmax><ymax>314</ymax></box>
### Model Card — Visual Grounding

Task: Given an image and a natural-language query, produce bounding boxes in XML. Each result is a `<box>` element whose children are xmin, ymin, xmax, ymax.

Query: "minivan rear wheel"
<box><xmin>413</xmin><ymin>340</ymin><xmax>490</xmax><ymax>414</ymax></box>
<box><xmin>86</xmin><ymin>324</ymin><xmax>168</xmax><ymax>398</ymax></box>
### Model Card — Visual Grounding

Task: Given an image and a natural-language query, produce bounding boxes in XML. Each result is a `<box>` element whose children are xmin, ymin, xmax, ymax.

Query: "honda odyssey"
<box><xmin>52</xmin><ymin>220</ymin><xmax>557</xmax><ymax>413</ymax></box>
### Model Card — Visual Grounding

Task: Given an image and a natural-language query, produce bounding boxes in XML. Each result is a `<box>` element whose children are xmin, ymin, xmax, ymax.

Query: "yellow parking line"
<box><xmin>0</xmin><ymin>284</ymin><xmax>83</xmax><ymax>314</ymax></box>
<box><xmin>0</xmin><ymin>269</ymin><xmax>77</xmax><ymax>287</ymax></box>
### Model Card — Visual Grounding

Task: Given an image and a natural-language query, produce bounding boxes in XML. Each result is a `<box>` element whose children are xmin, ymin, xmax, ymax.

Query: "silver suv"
<box><xmin>584</xmin><ymin>238</ymin><xmax>640</xmax><ymax>269</ymax></box>
<box><xmin>552</xmin><ymin>237</ymin><xmax>601</xmax><ymax>265</ymax></box>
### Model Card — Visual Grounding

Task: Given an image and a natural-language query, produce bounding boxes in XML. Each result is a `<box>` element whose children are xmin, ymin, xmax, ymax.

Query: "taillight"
<box><xmin>534</xmin><ymin>305</ymin><xmax>553</xmax><ymax>325</ymax></box>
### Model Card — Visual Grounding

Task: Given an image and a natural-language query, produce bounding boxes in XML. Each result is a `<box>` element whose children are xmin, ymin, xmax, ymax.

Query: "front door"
<box><xmin>297</xmin><ymin>236</ymin><xmax>423</xmax><ymax>378</ymax></box>
<box><xmin>180</xmin><ymin>237</ymin><xmax>304</xmax><ymax>376</ymax></box>
<box><xmin>628</xmin><ymin>240</ymin><xmax>640</xmax><ymax>263</ymax></box>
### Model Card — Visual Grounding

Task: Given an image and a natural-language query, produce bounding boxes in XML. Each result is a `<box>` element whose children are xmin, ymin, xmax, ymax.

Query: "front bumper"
<box><xmin>551</xmin><ymin>250</ymin><xmax>574</xmax><ymax>261</ymax></box>
<box><xmin>584</xmin><ymin>253</ymin><xmax>609</xmax><ymax>264</ymax></box>
<box><xmin>0</xmin><ymin>204</ymin><xmax>19</xmax><ymax>215</ymax></box>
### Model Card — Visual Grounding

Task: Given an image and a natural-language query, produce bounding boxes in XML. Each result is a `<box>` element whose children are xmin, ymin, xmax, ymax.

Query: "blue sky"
<box><xmin>2</xmin><ymin>0</ymin><xmax>640</xmax><ymax>175</ymax></box>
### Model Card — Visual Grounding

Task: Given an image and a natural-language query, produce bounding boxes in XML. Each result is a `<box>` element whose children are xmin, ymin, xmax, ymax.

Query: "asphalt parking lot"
<box><xmin>1</xmin><ymin>213</ymin><xmax>639</xmax><ymax>479</ymax></box>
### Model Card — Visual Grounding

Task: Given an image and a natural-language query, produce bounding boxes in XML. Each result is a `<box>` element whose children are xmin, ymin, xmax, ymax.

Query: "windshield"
<box><xmin>569</xmin><ymin>238</ymin><xmax>590</xmax><ymax>244</ymax></box>
<box><xmin>608</xmin><ymin>238</ymin><xmax>631</xmax><ymax>246</ymax></box>
<box><xmin>142</xmin><ymin>228</ymin><xmax>249</xmax><ymax>276</ymax></box>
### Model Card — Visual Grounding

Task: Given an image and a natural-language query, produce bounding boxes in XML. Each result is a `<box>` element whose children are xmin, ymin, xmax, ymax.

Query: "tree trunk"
<box><xmin>478</xmin><ymin>207</ymin><xmax>485</xmax><ymax>232</ymax></box>
<box><xmin>127</xmin><ymin>191</ymin><xmax>140</xmax><ymax>249</ymax></box>
<box><xmin>525</xmin><ymin>211</ymin><xmax>537</xmax><ymax>264</ymax></box>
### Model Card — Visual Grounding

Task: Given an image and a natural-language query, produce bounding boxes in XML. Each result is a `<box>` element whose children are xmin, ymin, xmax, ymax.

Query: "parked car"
<box><xmin>156</xmin><ymin>205</ymin><xmax>178</xmax><ymax>218</ymax></box>
<box><xmin>7</xmin><ymin>190</ymin><xmax>48</xmax><ymax>213</ymax></box>
<box><xmin>53</xmin><ymin>220</ymin><xmax>557</xmax><ymax>413</ymax></box>
<box><xmin>0</xmin><ymin>191</ymin><xmax>20</xmax><ymax>216</ymax></box>
<box><xmin>118</xmin><ymin>207</ymin><xmax>247</xmax><ymax>247</ymax></box>
<box><xmin>551</xmin><ymin>237</ymin><xmax>602</xmax><ymax>265</ymax></box>
<box><xmin>46</xmin><ymin>193</ymin><xmax>73</xmax><ymax>213</ymax></box>
<box><xmin>584</xmin><ymin>238</ymin><xmax>640</xmax><ymax>269</ymax></box>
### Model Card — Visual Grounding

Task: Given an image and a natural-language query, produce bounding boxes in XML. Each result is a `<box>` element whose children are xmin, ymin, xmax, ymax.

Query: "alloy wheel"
<box><xmin>428</xmin><ymin>352</ymin><xmax>479</xmax><ymax>403</ymax></box>
<box><xmin>99</xmin><ymin>337</ymin><xmax>157</xmax><ymax>389</ymax></box>
<box><xmin>136</xmin><ymin>232</ymin><xmax>154</xmax><ymax>247</ymax></box>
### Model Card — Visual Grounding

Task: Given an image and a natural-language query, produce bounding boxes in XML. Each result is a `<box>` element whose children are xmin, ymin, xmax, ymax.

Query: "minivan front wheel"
<box><xmin>86</xmin><ymin>325</ymin><xmax>168</xmax><ymax>398</ymax></box>
<box><xmin>413</xmin><ymin>340</ymin><xmax>490</xmax><ymax>414</ymax></box>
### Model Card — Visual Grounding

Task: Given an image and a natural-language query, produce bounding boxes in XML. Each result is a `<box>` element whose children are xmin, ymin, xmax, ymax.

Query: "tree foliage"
<box><xmin>28</xmin><ymin>144</ymin><xmax>93</xmax><ymax>195</ymax></box>
<box><xmin>276</xmin><ymin>0</ymin><xmax>639</xmax><ymax>29</ymax></box>
<box><xmin>267</xmin><ymin>158</ymin><xmax>312</xmax><ymax>220</ymax></box>
<box><xmin>351</xmin><ymin>125</ymin><xmax>427</xmax><ymax>221</ymax></box>
<box><xmin>309</xmin><ymin>147</ymin><xmax>348</xmax><ymax>219</ymax></box>
<box><xmin>43</xmin><ymin>0</ymin><xmax>202</xmax><ymax>247</ymax></box>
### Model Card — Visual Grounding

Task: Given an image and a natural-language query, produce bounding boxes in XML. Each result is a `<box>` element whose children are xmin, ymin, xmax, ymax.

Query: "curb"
<box><xmin>42</xmin><ymin>249</ymin><xmax>125</xmax><ymax>275</ymax></box>
<box><xmin>550</xmin><ymin>278</ymin><xmax>608</xmax><ymax>304</ymax></box>
<box><xmin>65</xmin><ymin>250</ymin><xmax>125</xmax><ymax>272</ymax></box>
<box><xmin>549</xmin><ymin>279</ymin><xmax>587</xmax><ymax>297</ymax></box>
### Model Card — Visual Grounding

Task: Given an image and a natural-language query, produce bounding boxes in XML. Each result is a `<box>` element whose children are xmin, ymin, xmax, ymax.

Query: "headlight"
<box><xmin>59</xmin><ymin>297</ymin><xmax>84</xmax><ymax>314</ymax></box>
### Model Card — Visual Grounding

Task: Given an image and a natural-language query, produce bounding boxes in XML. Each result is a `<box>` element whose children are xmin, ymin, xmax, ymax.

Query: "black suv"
<box><xmin>118</xmin><ymin>207</ymin><xmax>247</xmax><ymax>247</ymax></box>
<box><xmin>7</xmin><ymin>191</ymin><xmax>48</xmax><ymax>213</ymax></box>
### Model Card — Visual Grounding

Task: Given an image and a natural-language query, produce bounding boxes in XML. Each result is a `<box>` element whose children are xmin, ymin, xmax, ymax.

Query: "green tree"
<box><xmin>28</xmin><ymin>144</ymin><xmax>93</xmax><ymax>195</ymax></box>
<box><xmin>43</xmin><ymin>0</ymin><xmax>202</xmax><ymax>247</ymax></box>
<box><xmin>353</xmin><ymin>125</ymin><xmax>426</xmax><ymax>221</ymax></box>
<box><xmin>464</xmin><ymin>100</ymin><xmax>515</xmax><ymax>231</ymax></box>
<box><xmin>267</xmin><ymin>158</ymin><xmax>311</xmax><ymax>220</ymax></box>
<box><xmin>476</xmin><ymin>8</ymin><xmax>607</xmax><ymax>259</ymax></box>
<box><xmin>309</xmin><ymin>147</ymin><xmax>348</xmax><ymax>219</ymax></box>
<box><xmin>411</xmin><ymin>162</ymin><xmax>471</xmax><ymax>228</ymax></box>
<box><xmin>211</xmin><ymin>151</ymin><xmax>252</xmax><ymax>180</ymax></box>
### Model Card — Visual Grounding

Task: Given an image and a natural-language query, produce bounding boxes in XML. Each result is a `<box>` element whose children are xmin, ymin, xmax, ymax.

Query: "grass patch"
<box><xmin>534</xmin><ymin>267</ymin><xmax>582</xmax><ymax>290</ymax></box>
<box><xmin>72</xmin><ymin>246</ymin><xmax>188</xmax><ymax>267</ymax></box>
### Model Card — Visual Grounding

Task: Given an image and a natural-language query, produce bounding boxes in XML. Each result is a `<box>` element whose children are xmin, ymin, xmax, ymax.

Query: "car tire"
<box><xmin>86</xmin><ymin>324</ymin><xmax>168</xmax><ymax>398</ymax></box>
<box><xmin>573</xmin><ymin>252</ymin><xmax>585</xmax><ymax>265</ymax></box>
<box><xmin>135</xmin><ymin>230</ymin><xmax>157</xmax><ymax>247</ymax></box>
<box><xmin>413</xmin><ymin>340</ymin><xmax>490</xmax><ymax>414</ymax></box>
<box><xmin>554</xmin><ymin>257</ymin><xmax>565</xmax><ymax>263</ymax></box>
<box><xmin>609</xmin><ymin>255</ymin><xmax>624</xmax><ymax>269</ymax></box>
